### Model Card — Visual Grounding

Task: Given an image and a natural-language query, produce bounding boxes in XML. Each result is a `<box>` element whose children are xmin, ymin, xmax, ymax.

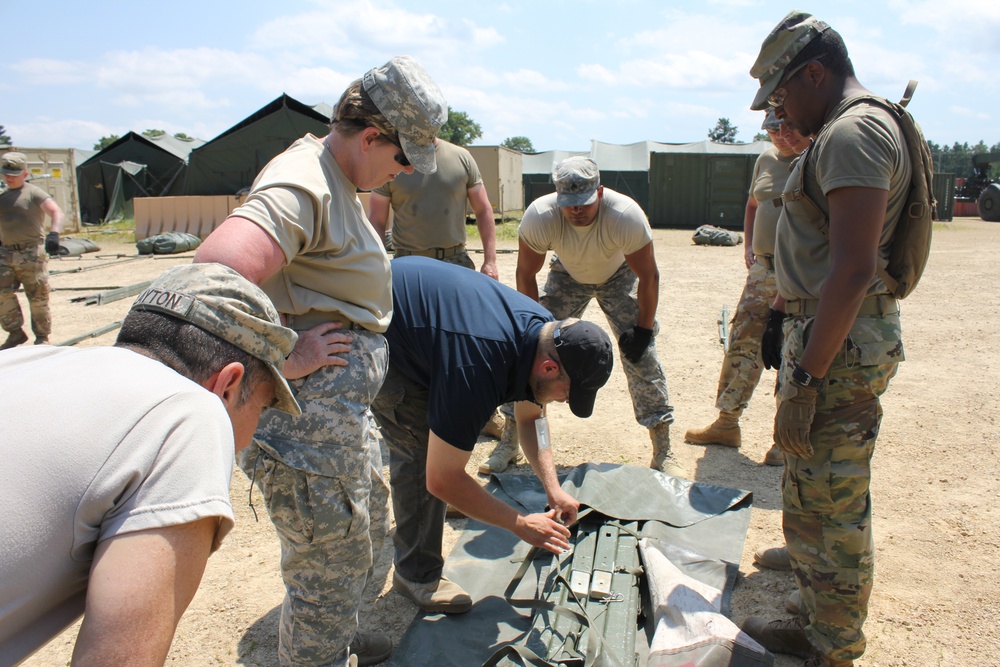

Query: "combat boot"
<box><xmin>650</xmin><ymin>422</ymin><xmax>688</xmax><ymax>477</ymax></box>
<box><xmin>1</xmin><ymin>328</ymin><xmax>28</xmax><ymax>350</ymax></box>
<box><xmin>763</xmin><ymin>443</ymin><xmax>784</xmax><ymax>466</ymax></box>
<box><xmin>739</xmin><ymin>616</ymin><xmax>814</xmax><ymax>659</ymax></box>
<box><xmin>683</xmin><ymin>409</ymin><xmax>741</xmax><ymax>448</ymax></box>
<box><xmin>481</xmin><ymin>409</ymin><xmax>505</xmax><ymax>438</ymax></box>
<box><xmin>753</xmin><ymin>544</ymin><xmax>792</xmax><ymax>571</ymax></box>
<box><xmin>478</xmin><ymin>416</ymin><xmax>523</xmax><ymax>474</ymax></box>
<box><xmin>349</xmin><ymin>630</ymin><xmax>392</xmax><ymax>666</ymax></box>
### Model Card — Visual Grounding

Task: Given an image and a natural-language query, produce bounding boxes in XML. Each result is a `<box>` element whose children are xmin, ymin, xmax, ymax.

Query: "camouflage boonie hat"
<box><xmin>749</xmin><ymin>10</ymin><xmax>829</xmax><ymax>111</ymax></box>
<box><xmin>363</xmin><ymin>56</ymin><xmax>448</xmax><ymax>175</ymax></box>
<box><xmin>130</xmin><ymin>263</ymin><xmax>301</xmax><ymax>416</ymax></box>
<box><xmin>552</xmin><ymin>156</ymin><xmax>601</xmax><ymax>207</ymax></box>
<box><xmin>761</xmin><ymin>109</ymin><xmax>782</xmax><ymax>131</ymax></box>
<box><xmin>1</xmin><ymin>152</ymin><xmax>28</xmax><ymax>175</ymax></box>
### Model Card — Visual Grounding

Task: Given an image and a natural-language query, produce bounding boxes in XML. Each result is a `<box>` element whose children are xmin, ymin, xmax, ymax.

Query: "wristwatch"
<box><xmin>791</xmin><ymin>363</ymin><xmax>825</xmax><ymax>389</ymax></box>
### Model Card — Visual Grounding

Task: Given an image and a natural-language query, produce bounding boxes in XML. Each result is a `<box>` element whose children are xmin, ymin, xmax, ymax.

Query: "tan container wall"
<box><xmin>466</xmin><ymin>146</ymin><xmax>524</xmax><ymax>220</ymax></box>
<box><xmin>10</xmin><ymin>147</ymin><xmax>83</xmax><ymax>232</ymax></box>
<box><xmin>134</xmin><ymin>195</ymin><xmax>245</xmax><ymax>240</ymax></box>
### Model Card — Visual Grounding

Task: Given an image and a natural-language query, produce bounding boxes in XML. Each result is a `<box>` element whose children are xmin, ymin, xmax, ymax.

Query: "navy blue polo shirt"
<box><xmin>384</xmin><ymin>256</ymin><xmax>552</xmax><ymax>451</ymax></box>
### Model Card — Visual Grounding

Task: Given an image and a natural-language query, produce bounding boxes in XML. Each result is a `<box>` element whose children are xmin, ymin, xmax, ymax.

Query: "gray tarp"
<box><xmin>388</xmin><ymin>463</ymin><xmax>766</xmax><ymax>667</ymax></box>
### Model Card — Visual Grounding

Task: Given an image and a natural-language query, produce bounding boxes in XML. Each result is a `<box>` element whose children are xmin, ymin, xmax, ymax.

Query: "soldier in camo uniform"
<box><xmin>515</xmin><ymin>157</ymin><xmax>682</xmax><ymax>477</ymax></box>
<box><xmin>683</xmin><ymin>110</ymin><xmax>810</xmax><ymax>465</ymax></box>
<box><xmin>0</xmin><ymin>151</ymin><xmax>66</xmax><ymax>349</ymax></box>
<box><xmin>738</xmin><ymin>12</ymin><xmax>912</xmax><ymax>667</ymax></box>
<box><xmin>195</xmin><ymin>57</ymin><xmax>447</xmax><ymax>667</ymax></box>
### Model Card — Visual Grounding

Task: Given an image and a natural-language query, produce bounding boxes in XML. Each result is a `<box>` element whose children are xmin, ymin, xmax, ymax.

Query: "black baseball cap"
<box><xmin>553</xmin><ymin>320</ymin><xmax>614</xmax><ymax>418</ymax></box>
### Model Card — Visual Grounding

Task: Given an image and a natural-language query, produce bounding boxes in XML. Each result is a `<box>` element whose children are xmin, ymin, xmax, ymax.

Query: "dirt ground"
<box><xmin>22</xmin><ymin>218</ymin><xmax>1000</xmax><ymax>666</ymax></box>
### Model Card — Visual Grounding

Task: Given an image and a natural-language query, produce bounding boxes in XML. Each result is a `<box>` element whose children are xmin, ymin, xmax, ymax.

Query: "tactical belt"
<box><xmin>284</xmin><ymin>310</ymin><xmax>365</xmax><ymax>332</ymax></box>
<box><xmin>755</xmin><ymin>254</ymin><xmax>775</xmax><ymax>270</ymax></box>
<box><xmin>394</xmin><ymin>243</ymin><xmax>465</xmax><ymax>260</ymax></box>
<box><xmin>786</xmin><ymin>293</ymin><xmax>899</xmax><ymax>317</ymax></box>
<box><xmin>0</xmin><ymin>242</ymin><xmax>38</xmax><ymax>251</ymax></box>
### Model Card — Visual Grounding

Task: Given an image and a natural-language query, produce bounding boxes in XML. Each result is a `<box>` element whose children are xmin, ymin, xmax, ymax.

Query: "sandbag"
<box><xmin>692</xmin><ymin>225</ymin><xmax>742</xmax><ymax>247</ymax></box>
<box><xmin>56</xmin><ymin>238</ymin><xmax>101</xmax><ymax>257</ymax></box>
<box><xmin>136</xmin><ymin>232</ymin><xmax>202</xmax><ymax>255</ymax></box>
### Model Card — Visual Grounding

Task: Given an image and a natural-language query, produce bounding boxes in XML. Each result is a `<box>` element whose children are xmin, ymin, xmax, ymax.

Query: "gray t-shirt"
<box><xmin>0</xmin><ymin>346</ymin><xmax>235</xmax><ymax>664</ymax></box>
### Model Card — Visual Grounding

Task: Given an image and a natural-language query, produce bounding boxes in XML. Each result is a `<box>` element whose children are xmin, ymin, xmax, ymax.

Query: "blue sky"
<box><xmin>3</xmin><ymin>0</ymin><xmax>998</xmax><ymax>153</ymax></box>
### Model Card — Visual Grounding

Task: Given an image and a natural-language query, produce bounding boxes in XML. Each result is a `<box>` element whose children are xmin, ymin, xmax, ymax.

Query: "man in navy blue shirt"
<box><xmin>373</xmin><ymin>256</ymin><xmax>614</xmax><ymax>614</ymax></box>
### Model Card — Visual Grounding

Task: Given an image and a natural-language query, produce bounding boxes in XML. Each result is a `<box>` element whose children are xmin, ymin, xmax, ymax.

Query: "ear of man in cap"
<box><xmin>553</xmin><ymin>156</ymin><xmax>601</xmax><ymax>208</ymax></box>
<box><xmin>363</xmin><ymin>56</ymin><xmax>448</xmax><ymax>175</ymax></box>
<box><xmin>130</xmin><ymin>263</ymin><xmax>301</xmax><ymax>416</ymax></box>
<box><xmin>749</xmin><ymin>10</ymin><xmax>829</xmax><ymax>111</ymax></box>
<box><xmin>552</xmin><ymin>320</ymin><xmax>614</xmax><ymax>418</ymax></box>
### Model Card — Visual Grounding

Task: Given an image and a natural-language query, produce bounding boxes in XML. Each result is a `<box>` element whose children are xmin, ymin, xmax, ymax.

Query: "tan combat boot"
<box><xmin>0</xmin><ymin>328</ymin><xmax>28</xmax><ymax>350</ymax></box>
<box><xmin>650</xmin><ymin>422</ymin><xmax>688</xmax><ymax>478</ymax></box>
<box><xmin>683</xmin><ymin>409</ymin><xmax>741</xmax><ymax>448</ymax></box>
<box><xmin>478</xmin><ymin>416</ymin><xmax>523</xmax><ymax>474</ymax></box>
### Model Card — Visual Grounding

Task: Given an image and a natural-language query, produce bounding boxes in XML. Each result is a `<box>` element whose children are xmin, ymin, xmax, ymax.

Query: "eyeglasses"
<box><xmin>766</xmin><ymin>56</ymin><xmax>823</xmax><ymax>108</ymax></box>
<box><xmin>381</xmin><ymin>133</ymin><xmax>411</xmax><ymax>168</ymax></box>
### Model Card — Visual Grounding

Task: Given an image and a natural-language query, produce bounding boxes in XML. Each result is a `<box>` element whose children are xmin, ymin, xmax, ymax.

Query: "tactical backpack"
<box><xmin>784</xmin><ymin>81</ymin><xmax>935</xmax><ymax>299</ymax></box>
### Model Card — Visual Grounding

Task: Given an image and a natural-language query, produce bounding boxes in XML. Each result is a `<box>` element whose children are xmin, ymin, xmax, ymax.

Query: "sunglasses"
<box><xmin>766</xmin><ymin>55</ymin><xmax>824</xmax><ymax>108</ymax></box>
<box><xmin>381</xmin><ymin>133</ymin><xmax>411</xmax><ymax>168</ymax></box>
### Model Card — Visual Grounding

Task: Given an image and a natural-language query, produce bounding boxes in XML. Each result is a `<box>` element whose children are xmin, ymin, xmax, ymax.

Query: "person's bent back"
<box><xmin>0</xmin><ymin>263</ymin><xmax>298</xmax><ymax>666</ymax></box>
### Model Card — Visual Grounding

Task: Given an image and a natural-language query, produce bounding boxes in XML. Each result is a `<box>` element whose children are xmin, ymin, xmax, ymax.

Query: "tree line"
<box><xmin>3</xmin><ymin>116</ymin><xmax>997</xmax><ymax>181</ymax></box>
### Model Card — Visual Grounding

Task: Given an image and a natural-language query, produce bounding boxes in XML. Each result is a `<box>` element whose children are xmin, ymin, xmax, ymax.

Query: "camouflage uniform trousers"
<box><xmin>238</xmin><ymin>331</ymin><xmax>390</xmax><ymax>667</ymax></box>
<box><xmin>371</xmin><ymin>364</ymin><xmax>451</xmax><ymax>583</ymax></box>
<box><xmin>0</xmin><ymin>244</ymin><xmax>51</xmax><ymax>337</ymax></box>
<box><xmin>778</xmin><ymin>312</ymin><xmax>902</xmax><ymax>662</ymax></box>
<box><xmin>715</xmin><ymin>260</ymin><xmax>776</xmax><ymax>412</ymax></box>
<box><xmin>540</xmin><ymin>257</ymin><xmax>673</xmax><ymax>427</ymax></box>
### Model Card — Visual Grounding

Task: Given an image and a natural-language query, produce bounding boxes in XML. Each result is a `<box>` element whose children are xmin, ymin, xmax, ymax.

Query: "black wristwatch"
<box><xmin>791</xmin><ymin>363</ymin><xmax>825</xmax><ymax>389</ymax></box>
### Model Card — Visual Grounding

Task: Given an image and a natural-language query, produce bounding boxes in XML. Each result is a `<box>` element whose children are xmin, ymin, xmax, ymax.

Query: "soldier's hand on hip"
<box><xmin>761</xmin><ymin>308</ymin><xmax>786</xmax><ymax>370</ymax></box>
<box><xmin>618</xmin><ymin>325</ymin><xmax>653</xmax><ymax>363</ymax></box>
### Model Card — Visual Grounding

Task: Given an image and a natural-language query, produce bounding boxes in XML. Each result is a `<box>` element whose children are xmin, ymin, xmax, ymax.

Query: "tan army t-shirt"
<box><xmin>749</xmin><ymin>144</ymin><xmax>797</xmax><ymax>257</ymax></box>
<box><xmin>233</xmin><ymin>134</ymin><xmax>393</xmax><ymax>332</ymax></box>
<box><xmin>372</xmin><ymin>139</ymin><xmax>482</xmax><ymax>251</ymax></box>
<box><xmin>0</xmin><ymin>182</ymin><xmax>51</xmax><ymax>246</ymax></box>
<box><xmin>775</xmin><ymin>97</ymin><xmax>910</xmax><ymax>300</ymax></box>
<box><xmin>519</xmin><ymin>188</ymin><xmax>652</xmax><ymax>285</ymax></box>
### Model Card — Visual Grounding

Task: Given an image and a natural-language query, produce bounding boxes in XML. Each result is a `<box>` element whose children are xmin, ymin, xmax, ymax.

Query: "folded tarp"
<box><xmin>136</xmin><ymin>232</ymin><xmax>202</xmax><ymax>255</ymax></box>
<box><xmin>387</xmin><ymin>463</ymin><xmax>768</xmax><ymax>667</ymax></box>
<box><xmin>692</xmin><ymin>225</ymin><xmax>742</xmax><ymax>246</ymax></box>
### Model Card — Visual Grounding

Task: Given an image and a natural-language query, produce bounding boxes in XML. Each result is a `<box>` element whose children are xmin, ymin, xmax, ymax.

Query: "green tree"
<box><xmin>753</xmin><ymin>132</ymin><xmax>770</xmax><ymax>142</ymax></box>
<box><xmin>142</xmin><ymin>129</ymin><xmax>166</xmax><ymax>138</ymax></box>
<box><xmin>94</xmin><ymin>134</ymin><xmax>120</xmax><ymax>150</ymax></box>
<box><xmin>708</xmin><ymin>118</ymin><xmax>738</xmax><ymax>143</ymax></box>
<box><xmin>437</xmin><ymin>107</ymin><xmax>482</xmax><ymax>146</ymax></box>
<box><xmin>174</xmin><ymin>132</ymin><xmax>194</xmax><ymax>141</ymax></box>
<box><xmin>501</xmin><ymin>136</ymin><xmax>534</xmax><ymax>153</ymax></box>
<box><xmin>0</xmin><ymin>125</ymin><xmax>11</xmax><ymax>146</ymax></box>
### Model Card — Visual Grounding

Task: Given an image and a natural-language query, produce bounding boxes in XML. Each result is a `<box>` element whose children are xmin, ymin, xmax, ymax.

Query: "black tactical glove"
<box><xmin>618</xmin><ymin>325</ymin><xmax>654</xmax><ymax>364</ymax></box>
<box><xmin>761</xmin><ymin>308</ymin><xmax>786</xmax><ymax>370</ymax></box>
<box><xmin>44</xmin><ymin>232</ymin><xmax>60</xmax><ymax>256</ymax></box>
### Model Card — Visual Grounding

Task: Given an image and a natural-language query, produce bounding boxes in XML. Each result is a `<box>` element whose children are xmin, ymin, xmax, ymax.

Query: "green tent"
<box><xmin>175</xmin><ymin>94</ymin><xmax>332</xmax><ymax>196</ymax></box>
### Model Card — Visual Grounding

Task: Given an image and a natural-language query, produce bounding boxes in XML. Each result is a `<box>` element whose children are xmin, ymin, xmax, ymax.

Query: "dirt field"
<box><xmin>23</xmin><ymin>218</ymin><xmax>1000</xmax><ymax>666</ymax></box>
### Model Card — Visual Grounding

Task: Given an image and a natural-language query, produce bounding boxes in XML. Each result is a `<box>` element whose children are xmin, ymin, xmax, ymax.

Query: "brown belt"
<box><xmin>755</xmin><ymin>254</ymin><xmax>775</xmax><ymax>270</ymax></box>
<box><xmin>394</xmin><ymin>243</ymin><xmax>465</xmax><ymax>260</ymax></box>
<box><xmin>284</xmin><ymin>311</ymin><xmax>365</xmax><ymax>332</ymax></box>
<box><xmin>785</xmin><ymin>294</ymin><xmax>899</xmax><ymax>318</ymax></box>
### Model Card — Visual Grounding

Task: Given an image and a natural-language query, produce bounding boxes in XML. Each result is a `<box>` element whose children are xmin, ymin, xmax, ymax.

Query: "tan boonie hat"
<box><xmin>1</xmin><ymin>152</ymin><xmax>28</xmax><ymax>176</ymax></box>
<box><xmin>363</xmin><ymin>56</ymin><xmax>448</xmax><ymax>175</ymax></box>
<box><xmin>553</xmin><ymin>156</ymin><xmax>601</xmax><ymax>208</ymax></box>
<box><xmin>130</xmin><ymin>263</ymin><xmax>301</xmax><ymax>416</ymax></box>
<box><xmin>749</xmin><ymin>10</ymin><xmax>829</xmax><ymax>111</ymax></box>
<box><xmin>761</xmin><ymin>109</ymin><xmax>782</xmax><ymax>131</ymax></box>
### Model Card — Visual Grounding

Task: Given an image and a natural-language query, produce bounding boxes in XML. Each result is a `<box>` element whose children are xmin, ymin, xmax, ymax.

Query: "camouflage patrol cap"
<box><xmin>130</xmin><ymin>263</ymin><xmax>301</xmax><ymax>416</ymax></box>
<box><xmin>552</xmin><ymin>156</ymin><xmax>601</xmax><ymax>207</ymax></box>
<box><xmin>761</xmin><ymin>109</ymin><xmax>782</xmax><ymax>131</ymax></box>
<box><xmin>749</xmin><ymin>10</ymin><xmax>829</xmax><ymax>111</ymax></box>
<box><xmin>1</xmin><ymin>152</ymin><xmax>28</xmax><ymax>175</ymax></box>
<box><xmin>363</xmin><ymin>56</ymin><xmax>448</xmax><ymax>175</ymax></box>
